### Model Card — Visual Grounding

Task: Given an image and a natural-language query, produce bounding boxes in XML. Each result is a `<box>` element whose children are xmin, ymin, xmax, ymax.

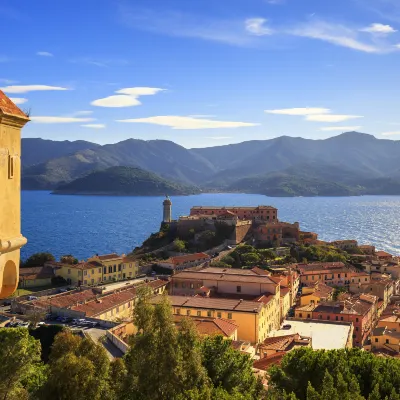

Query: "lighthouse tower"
<box><xmin>163</xmin><ymin>196</ymin><xmax>172</xmax><ymax>223</ymax></box>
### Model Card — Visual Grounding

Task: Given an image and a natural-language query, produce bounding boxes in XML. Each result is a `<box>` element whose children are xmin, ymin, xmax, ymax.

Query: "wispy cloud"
<box><xmin>30</xmin><ymin>116</ymin><xmax>94</xmax><ymax>124</ymax></box>
<box><xmin>0</xmin><ymin>78</ymin><xmax>18</xmax><ymax>84</ymax></box>
<box><xmin>265</xmin><ymin>108</ymin><xmax>330</xmax><ymax>116</ymax></box>
<box><xmin>360</xmin><ymin>23</ymin><xmax>397</xmax><ymax>35</ymax></box>
<box><xmin>73</xmin><ymin>110</ymin><xmax>93</xmax><ymax>116</ymax></box>
<box><xmin>36</xmin><ymin>51</ymin><xmax>54</xmax><ymax>57</ymax></box>
<box><xmin>320</xmin><ymin>126</ymin><xmax>362</xmax><ymax>131</ymax></box>
<box><xmin>10</xmin><ymin>97</ymin><xmax>28</xmax><ymax>105</ymax></box>
<box><xmin>245</xmin><ymin>18</ymin><xmax>273</xmax><ymax>36</ymax></box>
<box><xmin>266</xmin><ymin>107</ymin><xmax>363</xmax><ymax>123</ymax></box>
<box><xmin>265</xmin><ymin>0</ymin><xmax>285</xmax><ymax>4</ymax></box>
<box><xmin>81</xmin><ymin>124</ymin><xmax>105</xmax><ymax>129</ymax></box>
<box><xmin>381</xmin><ymin>131</ymin><xmax>400</xmax><ymax>136</ymax></box>
<box><xmin>69</xmin><ymin>57</ymin><xmax>129</xmax><ymax>68</ymax></box>
<box><xmin>91</xmin><ymin>87</ymin><xmax>164</xmax><ymax>108</ymax></box>
<box><xmin>306</xmin><ymin>114</ymin><xmax>363</xmax><ymax>122</ymax></box>
<box><xmin>118</xmin><ymin>6</ymin><xmax>255</xmax><ymax>46</ymax></box>
<box><xmin>1</xmin><ymin>85</ymin><xmax>70</xmax><ymax>93</ymax></box>
<box><xmin>117</xmin><ymin>116</ymin><xmax>259</xmax><ymax>130</ymax></box>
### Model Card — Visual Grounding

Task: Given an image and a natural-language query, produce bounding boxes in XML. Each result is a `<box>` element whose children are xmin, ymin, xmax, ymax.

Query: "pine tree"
<box><xmin>306</xmin><ymin>382</ymin><xmax>321</xmax><ymax>400</ymax></box>
<box><xmin>320</xmin><ymin>370</ymin><xmax>339</xmax><ymax>400</ymax></box>
<box><xmin>368</xmin><ymin>384</ymin><xmax>381</xmax><ymax>400</ymax></box>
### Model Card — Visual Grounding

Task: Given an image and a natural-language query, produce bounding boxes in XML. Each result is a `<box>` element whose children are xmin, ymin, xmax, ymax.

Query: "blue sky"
<box><xmin>1</xmin><ymin>0</ymin><xmax>400</xmax><ymax>148</ymax></box>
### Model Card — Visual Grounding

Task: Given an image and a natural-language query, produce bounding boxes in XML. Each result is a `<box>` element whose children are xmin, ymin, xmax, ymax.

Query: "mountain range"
<box><xmin>21</xmin><ymin>132</ymin><xmax>400</xmax><ymax>196</ymax></box>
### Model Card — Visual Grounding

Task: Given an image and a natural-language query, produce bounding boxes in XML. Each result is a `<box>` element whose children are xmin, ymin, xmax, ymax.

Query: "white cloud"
<box><xmin>30</xmin><ymin>116</ymin><xmax>94</xmax><ymax>124</ymax></box>
<box><xmin>37</xmin><ymin>51</ymin><xmax>53</xmax><ymax>57</ymax></box>
<box><xmin>1</xmin><ymin>85</ymin><xmax>69</xmax><ymax>93</ymax></box>
<box><xmin>245</xmin><ymin>18</ymin><xmax>273</xmax><ymax>36</ymax></box>
<box><xmin>69</xmin><ymin>57</ymin><xmax>129</xmax><ymax>67</ymax></box>
<box><xmin>117</xmin><ymin>116</ymin><xmax>259</xmax><ymax>130</ymax></box>
<box><xmin>92</xmin><ymin>95</ymin><xmax>141</xmax><ymax>108</ymax></box>
<box><xmin>188</xmin><ymin>115</ymin><xmax>216</xmax><ymax>118</ymax></box>
<box><xmin>9</xmin><ymin>97</ymin><xmax>28</xmax><ymax>105</ymax></box>
<box><xmin>92</xmin><ymin>87</ymin><xmax>164</xmax><ymax>108</ymax></box>
<box><xmin>265</xmin><ymin>0</ymin><xmax>285</xmax><ymax>4</ymax></box>
<box><xmin>73</xmin><ymin>110</ymin><xmax>93</xmax><ymax>116</ymax></box>
<box><xmin>306</xmin><ymin>114</ymin><xmax>363</xmax><ymax>122</ymax></box>
<box><xmin>381</xmin><ymin>131</ymin><xmax>400</xmax><ymax>136</ymax></box>
<box><xmin>360</xmin><ymin>23</ymin><xmax>397</xmax><ymax>35</ymax></box>
<box><xmin>290</xmin><ymin>21</ymin><xmax>383</xmax><ymax>53</ymax></box>
<box><xmin>320</xmin><ymin>126</ymin><xmax>362</xmax><ymax>131</ymax></box>
<box><xmin>81</xmin><ymin>124</ymin><xmax>105</xmax><ymax>129</ymax></box>
<box><xmin>265</xmin><ymin>107</ymin><xmax>330</xmax><ymax>116</ymax></box>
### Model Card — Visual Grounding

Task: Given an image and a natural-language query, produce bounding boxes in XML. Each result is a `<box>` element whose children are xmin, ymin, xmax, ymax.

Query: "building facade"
<box><xmin>0</xmin><ymin>92</ymin><xmax>29</xmax><ymax>298</ymax></box>
<box><xmin>190</xmin><ymin>206</ymin><xmax>278</xmax><ymax>221</ymax></box>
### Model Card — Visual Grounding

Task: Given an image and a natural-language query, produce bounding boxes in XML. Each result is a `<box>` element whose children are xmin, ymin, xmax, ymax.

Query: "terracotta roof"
<box><xmin>280</xmin><ymin>287</ymin><xmax>291</xmax><ymax>297</ymax></box>
<box><xmin>296</xmin><ymin>262</ymin><xmax>346</xmax><ymax>272</ymax></box>
<box><xmin>380</xmin><ymin>315</ymin><xmax>400</xmax><ymax>323</ymax></box>
<box><xmin>173</xmin><ymin>270</ymin><xmax>277</xmax><ymax>285</ymax></box>
<box><xmin>204</xmin><ymin>267</ymin><xmax>259</xmax><ymax>276</ymax></box>
<box><xmin>253</xmin><ymin>353</ymin><xmax>286</xmax><ymax>371</ymax></box>
<box><xmin>152</xmin><ymin>295</ymin><xmax>264</xmax><ymax>313</ymax></box>
<box><xmin>251</xmin><ymin>267</ymin><xmax>271</xmax><ymax>276</ymax></box>
<box><xmin>376</xmin><ymin>251</ymin><xmax>393</xmax><ymax>258</ymax></box>
<box><xmin>67</xmin><ymin>261</ymin><xmax>103</xmax><ymax>270</ymax></box>
<box><xmin>19</xmin><ymin>266</ymin><xmax>54</xmax><ymax>280</ymax></box>
<box><xmin>256</xmin><ymin>294</ymin><xmax>276</xmax><ymax>305</ymax></box>
<box><xmin>96</xmin><ymin>253</ymin><xmax>122</xmax><ymax>261</ymax></box>
<box><xmin>191</xmin><ymin>206</ymin><xmax>277</xmax><ymax>210</ymax></box>
<box><xmin>174</xmin><ymin>316</ymin><xmax>238</xmax><ymax>337</ymax></box>
<box><xmin>260</xmin><ymin>333</ymin><xmax>311</xmax><ymax>351</ymax></box>
<box><xmin>0</xmin><ymin>90</ymin><xmax>28</xmax><ymax>118</ymax></box>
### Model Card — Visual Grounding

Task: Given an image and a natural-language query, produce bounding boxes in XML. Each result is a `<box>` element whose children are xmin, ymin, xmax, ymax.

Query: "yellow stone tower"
<box><xmin>0</xmin><ymin>91</ymin><xmax>29</xmax><ymax>298</ymax></box>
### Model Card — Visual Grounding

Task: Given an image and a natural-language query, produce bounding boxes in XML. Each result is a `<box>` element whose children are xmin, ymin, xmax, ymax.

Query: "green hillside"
<box><xmin>52</xmin><ymin>166</ymin><xmax>201</xmax><ymax>196</ymax></box>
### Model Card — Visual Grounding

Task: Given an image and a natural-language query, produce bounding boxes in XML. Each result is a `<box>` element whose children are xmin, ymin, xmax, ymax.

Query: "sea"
<box><xmin>21</xmin><ymin>191</ymin><xmax>400</xmax><ymax>260</ymax></box>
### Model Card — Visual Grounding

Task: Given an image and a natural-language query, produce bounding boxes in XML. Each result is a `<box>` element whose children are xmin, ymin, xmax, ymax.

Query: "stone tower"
<box><xmin>163</xmin><ymin>195</ymin><xmax>172</xmax><ymax>223</ymax></box>
<box><xmin>0</xmin><ymin>91</ymin><xmax>29</xmax><ymax>298</ymax></box>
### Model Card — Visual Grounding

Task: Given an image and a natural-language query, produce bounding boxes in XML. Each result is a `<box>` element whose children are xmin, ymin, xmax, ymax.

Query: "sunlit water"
<box><xmin>21</xmin><ymin>192</ymin><xmax>400</xmax><ymax>260</ymax></box>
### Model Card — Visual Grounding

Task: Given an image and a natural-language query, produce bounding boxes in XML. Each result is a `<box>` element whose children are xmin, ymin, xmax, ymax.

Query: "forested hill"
<box><xmin>52</xmin><ymin>166</ymin><xmax>200</xmax><ymax>196</ymax></box>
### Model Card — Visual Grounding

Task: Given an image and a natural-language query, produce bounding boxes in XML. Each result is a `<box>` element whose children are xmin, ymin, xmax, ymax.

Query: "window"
<box><xmin>356</xmin><ymin>327</ymin><xmax>359</xmax><ymax>331</ymax></box>
<box><xmin>108</xmin><ymin>266</ymin><xmax>112</xmax><ymax>274</ymax></box>
<box><xmin>118</xmin><ymin>264</ymin><xmax>122</xmax><ymax>271</ymax></box>
<box><xmin>335</xmin><ymin>316</ymin><xmax>338</xmax><ymax>321</ymax></box>
<box><xmin>345</xmin><ymin>273</ymin><xmax>347</xmax><ymax>278</ymax></box>
<box><xmin>340</xmin><ymin>317</ymin><xmax>344</xmax><ymax>321</ymax></box>
<box><xmin>176</xmin><ymin>309</ymin><xmax>180</xmax><ymax>315</ymax></box>
<box><xmin>338</xmin><ymin>274</ymin><xmax>341</xmax><ymax>278</ymax></box>
<box><xmin>312</xmin><ymin>275</ymin><xmax>314</xmax><ymax>280</ymax></box>
<box><xmin>186</xmin><ymin>310</ymin><xmax>191</xmax><ymax>316</ymax></box>
<box><xmin>228</xmin><ymin>313</ymin><xmax>232</xmax><ymax>319</ymax></box>
<box><xmin>8</xmin><ymin>155</ymin><xmax>14</xmax><ymax>179</ymax></box>
<box><xmin>182</xmin><ymin>283</ymin><xmax>186</xmax><ymax>288</ymax></box>
<box><xmin>197</xmin><ymin>283</ymin><xmax>201</xmax><ymax>288</ymax></box>
<box><xmin>327</xmin><ymin>316</ymin><xmax>330</xmax><ymax>320</ymax></box>
<box><xmin>217</xmin><ymin>312</ymin><xmax>222</xmax><ymax>318</ymax></box>
<box><xmin>319</xmin><ymin>315</ymin><xmax>322</xmax><ymax>319</ymax></box>
<box><xmin>92</xmin><ymin>269</ymin><xmax>94</xmax><ymax>274</ymax></box>
<box><xmin>299</xmin><ymin>313</ymin><xmax>303</xmax><ymax>317</ymax></box>
<box><xmin>68</xmin><ymin>269</ymin><xmax>71</xmax><ymax>274</ymax></box>
<box><xmin>113</xmin><ymin>265</ymin><xmax>117</xmax><ymax>273</ymax></box>
<box><xmin>356</xmin><ymin>318</ymin><xmax>359</xmax><ymax>322</ymax></box>
<box><xmin>197</xmin><ymin>311</ymin><xmax>201</xmax><ymax>317</ymax></box>
<box><xmin>236</xmin><ymin>285</ymin><xmax>241</xmax><ymax>293</ymax></box>
<box><xmin>307</xmin><ymin>314</ymin><xmax>311</xmax><ymax>318</ymax></box>
<box><xmin>104</xmin><ymin>267</ymin><xmax>107</xmax><ymax>274</ymax></box>
<box><xmin>84</xmin><ymin>280</ymin><xmax>87</xmax><ymax>284</ymax></box>
<box><xmin>84</xmin><ymin>271</ymin><xmax>87</xmax><ymax>276</ymax></box>
<box><xmin>190</xmin><ymin>283</ymin><xmax>194</xmax><ymax>289</ymax></box>
<box><xmin>98</xmin><ymin>268</ymin><xmax>101</xmax><ymax>273</ymax></box>
<box><xmin>386</xmin><ymin>339</ymin><xmax>389</xmax><ymax>344</ymax></box>
<box><xmin>207</xmin><ymin>311</ymin><xmax>212</xmax><ymax>317</ymax></box>
<box><xmin>91</xmin><ymin>279</ymin><xmax>94</xmax><ymax>284</ymax></box>
<box><xmin>375</xmin><ymin>338</ymin><xmax>378</xmax><ymax>343</ymax></box>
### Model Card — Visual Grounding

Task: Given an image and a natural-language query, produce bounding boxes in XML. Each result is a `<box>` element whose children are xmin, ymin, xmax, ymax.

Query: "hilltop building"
<box><xmin>0</xmin><ymin>91</ymin><xmax>29</xmax><ymax>298</ymax></box>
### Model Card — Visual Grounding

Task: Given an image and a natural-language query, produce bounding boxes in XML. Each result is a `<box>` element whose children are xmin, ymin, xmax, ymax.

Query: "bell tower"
<box><xmin>0</xmin><ymin>91</ymin><xmax>29</xmax><ymax>298</ymax></box>
<box><xmin>163</xmin><ymin>196</ymin><xmax>172</xmax><ymax>223</ymax></box>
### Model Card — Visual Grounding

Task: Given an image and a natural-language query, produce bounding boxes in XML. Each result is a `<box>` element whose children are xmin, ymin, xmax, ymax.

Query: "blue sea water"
<box><xmin>21</xmin><ymin>192</ymin><xmax>400</xmax><ymax>260</ymax></box>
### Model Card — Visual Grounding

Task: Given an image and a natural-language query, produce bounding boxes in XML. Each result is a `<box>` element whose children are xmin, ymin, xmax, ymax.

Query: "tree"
<box><xmin>320</xmin><ymin>370</ymin><xmax>338</xmax><ymax>400</ymax></box>
<box><xmin>60</xmin><ymin>254</ymin><xmax>78</xmax><ymax>265</ymax></box>
<box><xmin>22</xmin><ymin>252</ymin><xmax>55</xmax><ymax>268</ymax></box>
<box><xmin>221</xmin><ymin>255</ymin><xmax>235</xmax><ymax>265</ymax></box>
<box><xmin>241</xmin><ymin>252</ymin><xmax>261</xmax><ymax>266</ymax></box>
<box><xmin>306</xmin><ymin>383</ymin><xmax>320</xmax><ymax>400</ymax></box>
<box><xmin>368</xmin><ymin>384</ymin><xmax>381</xmax><ymax>400</ymax></box>
<box><xmin>200</xmin><ymin>335</ymin><xmax>262</xmax><ymax>398</ymax></box>
<box><xmin>42</xmin><ymin>330</ymin><xmax>111</xmax><ymax>400</ymax></box>
<box><xmin>0</xmin><ymin>328</ymin><xmax>43</xmax><ymax>400</ymax></box>
<box><xmin>124</xmin><ymin>293</ymin><xmax>208</xmax><ymax>400</ymax></box>
<box><xmin>172</xmin><ymin>238</ymin><xmax>186</xmax><ymax>252</ymax></box>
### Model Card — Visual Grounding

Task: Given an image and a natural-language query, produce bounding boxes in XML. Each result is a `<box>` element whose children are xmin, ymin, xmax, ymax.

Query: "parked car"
<box><xmin>28</xmin><ymin>296</ymin><xmax>38</xmax><ymax>301</ymax></box>
<box><xmin>37</xmin><ymin>322</ymin><xmax>46</xmax><ymax>326</ymax></box>
<box><xmin>282</xmin><ymin>324</ymin><xmax>292</xmax><ymax>330</ymax></box>
<box><xmin>17</xmin><ymin>321</ymin><xmax>30</xmax><ymax>328</ymax></box>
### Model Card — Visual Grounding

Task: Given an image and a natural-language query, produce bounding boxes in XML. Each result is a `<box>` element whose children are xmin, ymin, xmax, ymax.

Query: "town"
<box><xmin>3</xmin><ymin>199</ymin><xmax>400</xmax><ymax>378</ymax></box>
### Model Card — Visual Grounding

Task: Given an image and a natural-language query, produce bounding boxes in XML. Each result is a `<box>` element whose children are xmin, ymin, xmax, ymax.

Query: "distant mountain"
<box><xmin>22</xmin><ymin>139</ymin><xmax>215</xmax><ymax>189</ymax></box>
<box><xmin>53</xmin><ymin>166</ymin><xmax>201</xmax><ymax>196</ymax></box>
<box><xmin>22</xmin><ymin>138</ymin><xmax>99</xmax><ymax>167</ymax></box>
<box><xmin>21</xmin><ymin>132</ymin><xmax>400</xmax><ymax>196</ymax></box>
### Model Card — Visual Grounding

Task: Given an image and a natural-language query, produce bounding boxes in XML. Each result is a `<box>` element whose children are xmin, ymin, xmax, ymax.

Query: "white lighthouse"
<box><xmin>163</xmin><ymin>195</ymin><xmax>172</xmax><ymax>223</ymax></box>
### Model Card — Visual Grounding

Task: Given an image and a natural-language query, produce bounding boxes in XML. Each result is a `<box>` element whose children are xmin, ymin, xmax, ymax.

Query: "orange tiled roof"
<box><xmin>376</xmin><ymin>251</ymin><xmax>393</xmax><ymax>258</ymax></box>
<box><xmin>96</xmin><ymin>253</ymin><xmax>122</xmax><ymax>261</ymax></box>
<box><xmin>0</xmin><ymin>90</ymin><xmax>28</xmax><ymax>118</ymax></box>
<box><xmin>168</xmin><ymin>252</ymin><xmax>210</xmax><ymax>265</ymax></box>
<box><xmin>253</xmin><ymin>352</ymin><xmax>286</xmax><ymax>371</ymax></box>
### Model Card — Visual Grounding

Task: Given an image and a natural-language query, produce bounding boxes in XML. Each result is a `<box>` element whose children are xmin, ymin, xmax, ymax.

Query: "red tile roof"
<box><xmin>174</xmin><ymin>316</ymin><xmax>238</xmax><ymax>337</ymax></box>
<box><xmin>167</xmin><ymin>253</ymin><xmax>210</xmax><ymax>265</ymax></box>
<box><xmin>376</xmin><ymin>251</ymin><xmax>393</xmax><ymax>258</ymax></box>
<box><xmin>96</xmin><ymin>253</ymin><xmax>122</xmax><ymax>261</ymax></box>
<box><xmin>253</xmin><ymin>352</ymin><xmax>286</xmax><ymax>371</ymax></box>
<box><xmin>19</xmin><ymin>266</ymin><xmax>54</xmax><ymax>280</ymax></box>
<box><xmin>0</xmin><ymin>90</ymin><xmax>28</xmax><ymax>118</ymax></box>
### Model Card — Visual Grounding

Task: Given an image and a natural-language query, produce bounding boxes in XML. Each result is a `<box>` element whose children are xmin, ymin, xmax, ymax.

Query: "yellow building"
<box><xmin>299</xmin><ymin>283</ymin><xmax>334</xmax><ymax>306</ymax></box>
<box><xmin>55</xmin><ymin>261</ymin><xmax>104</xmax><ymax>286</ymax></box>
<box><xmin>88</xmin><ymin>253</ymin><xmax>139</xmax><ymax>282</ymax></box>
<box><xmin>371</xmin><ymin>326</ymin><xmax>400</xmax><ymax>354</ymax></box>
<box><xmin>151</xmin><ymin>294</ymin><xmax>277</xmax><ymax>344</ymax></box>
<box><xmin>0</xmin><ymin>92</ymin><xmax>29</xmax><ymax>298</ymax></box>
